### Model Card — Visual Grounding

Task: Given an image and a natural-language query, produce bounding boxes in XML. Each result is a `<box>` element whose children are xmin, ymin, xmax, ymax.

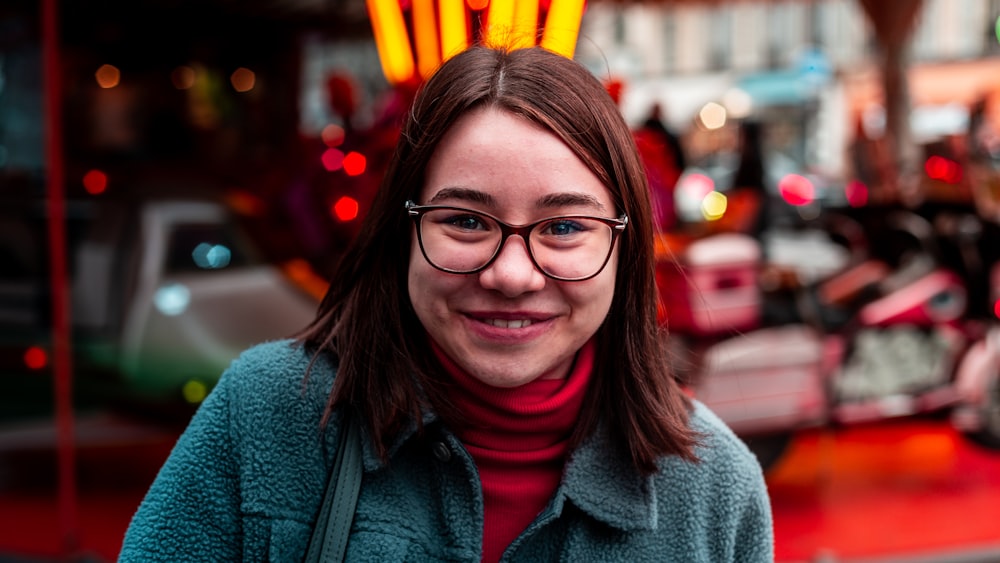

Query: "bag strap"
<box><xmin>304</xmin><ymin>412</ymin><xmax>363</xmax><ymax>562</ymax></box>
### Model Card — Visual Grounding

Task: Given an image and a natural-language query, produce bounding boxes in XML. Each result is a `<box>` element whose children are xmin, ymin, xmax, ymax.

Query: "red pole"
<box><xmin>41</xmin><ymin>0</ymin><xmax>80</xmax><ymax>555</ymax></box>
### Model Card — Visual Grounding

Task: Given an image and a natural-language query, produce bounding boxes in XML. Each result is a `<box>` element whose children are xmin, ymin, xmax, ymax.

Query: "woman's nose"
<box><xmin>477</xmin><ymin>236</ymin><xmax>547</xmax><ymax>296</ymax></box>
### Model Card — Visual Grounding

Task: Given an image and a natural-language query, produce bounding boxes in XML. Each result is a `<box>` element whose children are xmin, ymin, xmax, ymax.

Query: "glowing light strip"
<box><xmin>512</xmin><ymin>0</ymin><xmax>540</xmax><ymax>49</ymax></box>
<box><xmin>540</xmin><ymin>0</ymin><xmax>585</xmax><ymax>58</ymax></box>
<box><xmin>484</xmin><ymin>0</ymin><xmax>515</xmax><ymax>47</ymax></box>
<box><xmin>367</xmin><ymin>0</ymin><xmax>416</xmax><ymax>84</ymax></box>
<box><xmin>439</xmin><ymin>0</ymin><xmax>469</xmax><ymax>62</ymax></box>
<box><xmin>369</xmin><ymin>0</ymin><xmax>586</xmax><ymax>84</ymax></box>
<box><xmin>413</xmin><ymin>0</ymin><xmax>441</xmax><ymax>79</ymax></box>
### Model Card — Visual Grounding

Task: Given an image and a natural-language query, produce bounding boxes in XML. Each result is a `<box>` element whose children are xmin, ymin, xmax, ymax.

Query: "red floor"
<box><xmin>2</xmin><ymin>414</ymin><xmax>1000</xmax><ymax>562</ymax></box>
<box><xmin>768</xmin><ymin>419</ymin><xmax>1000</xmax><ymax>562</ymax></box>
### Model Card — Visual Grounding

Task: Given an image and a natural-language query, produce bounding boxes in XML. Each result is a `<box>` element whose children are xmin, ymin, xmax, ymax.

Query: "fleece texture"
<box><xmin>119</xmin><ymin>339</ymin><xmax>773</xmax><ymax>562</ymax></box>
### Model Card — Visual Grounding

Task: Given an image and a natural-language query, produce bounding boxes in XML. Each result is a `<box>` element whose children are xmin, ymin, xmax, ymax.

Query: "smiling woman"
<box><xmin>120</xmin><ymin>43</ymin><xmax>773</xmax><ymax>563</ymax></box>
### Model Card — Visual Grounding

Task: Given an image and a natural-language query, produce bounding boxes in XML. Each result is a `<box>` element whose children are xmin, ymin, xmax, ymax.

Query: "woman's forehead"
<box><xmin>420</xmin><ymin>108</ymin><xmax>615</xmax><ymax>212</ymax></box>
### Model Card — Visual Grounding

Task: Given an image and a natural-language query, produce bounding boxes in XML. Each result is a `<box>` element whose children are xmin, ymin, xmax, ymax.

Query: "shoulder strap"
<box><xmin>304</xmin><ymin>412</ymin><xmax>363</xmax><ymax>562</ymax></box>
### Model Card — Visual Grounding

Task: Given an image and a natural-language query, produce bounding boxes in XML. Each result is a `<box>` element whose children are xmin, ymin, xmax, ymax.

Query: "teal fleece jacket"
<box><xmin>119</xmin><ymin>339</ymin><xmax>773</xmax><ymax>562</ymax></box>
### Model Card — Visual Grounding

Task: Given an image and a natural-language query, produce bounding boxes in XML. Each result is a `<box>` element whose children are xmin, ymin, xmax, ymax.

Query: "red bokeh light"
<box><xmin>332</xmin><ymin>196</ymin><xmax>360</xmax><ymax>222</ymax></box>
<box><xmin>343</xmin><ymin>152</ymin><xmax>367</xmax><ymax>176</ymax></box>
<box><xmin>24</xmin><ymin>346</ymin><xmax>47</xmax><ymax>370</ymax></box>
<box><xmin>322</xmin><ymin>148</ymin><xmax>345</xmax><ymax>171</ymax></box>
<box><xmin>845</xmin><ymin>180</ymin><xmax>869</xmax><ymax>207</ymax></box>
<box><xmin>778</xmin><ymin>174</ymin><xmax>815</xmax><ymax>206</ymax></box>
<box><xmin>82</xmin><ymin>169</ymin><xmax>108</xmax><ymax>195</ymax></box>
<box><xmin>924</xmin><ymin>155</ymin><xmax>963</xmax><ymax>184</ymax></box>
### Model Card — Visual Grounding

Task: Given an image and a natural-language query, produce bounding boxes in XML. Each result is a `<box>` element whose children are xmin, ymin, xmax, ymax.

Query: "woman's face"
<box><xmin>408</xmin><ymin>108</ymin><xmax>619</xmax><ymax>388</ymax></box>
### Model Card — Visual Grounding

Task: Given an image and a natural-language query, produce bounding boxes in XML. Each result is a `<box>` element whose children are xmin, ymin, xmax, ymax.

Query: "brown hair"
<box><xmin>296</xmin><ymin>44</ymin><xmax>698</xmax><ymax>474</ymax></box>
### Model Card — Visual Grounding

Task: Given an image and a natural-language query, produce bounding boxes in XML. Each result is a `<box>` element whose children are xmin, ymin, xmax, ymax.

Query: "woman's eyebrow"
<box><xmin>427</xmin><ymin>187</ymin><xmax>494</xmax><ymax>206</ymax></box>
<box><xmin>536</xmin><ymin>192</ymin><xmax>608</xmax><ymax>212</ymax></box>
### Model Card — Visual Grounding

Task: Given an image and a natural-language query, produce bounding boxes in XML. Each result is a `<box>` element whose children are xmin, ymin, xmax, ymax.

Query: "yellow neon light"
<box><xmin>367</xmin><ymin>0</ymin><xmax>416</xmax><ymax>84</ymax></box>
<box><xmin>413</xmin><ymin>0</ymin><xmax>441</xmax><ymax>79</ymax></box>
<box><xmin>540</xmin><ymin>0</ymin><xmax>585</xmax><ymax>58</ymax></box>
<box><xmin>512</xmin><ymin>0</ymin><xmax>540</xmax><ymax>49</ymax></box>
<box><xmin>484</xmin><ymin>0</ymin><xmax>515</xmax><ymax>47</ymax></box>
<box><xmin>368</xmin><ymin>0</ymin><xmax>587</xmax><ymax>84</ymax></box>
<box><xmin>439</xmin><ymin>0</ymin><xmax>470</xmax><ymax>61</ymax></box>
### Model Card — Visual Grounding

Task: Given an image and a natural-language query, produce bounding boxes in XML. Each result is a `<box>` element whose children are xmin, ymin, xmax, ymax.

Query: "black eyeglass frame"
<box><xmin>405</xmin><ymin>200</ymin><xmax>628</xmax><ymax>282</ymax></box>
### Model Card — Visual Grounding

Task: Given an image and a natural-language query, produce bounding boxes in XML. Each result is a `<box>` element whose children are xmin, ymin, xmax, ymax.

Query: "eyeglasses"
<box><xmin>406</xmin><ymin>200</ymin><xmax>628</xmax><ymax>281</ymax></box>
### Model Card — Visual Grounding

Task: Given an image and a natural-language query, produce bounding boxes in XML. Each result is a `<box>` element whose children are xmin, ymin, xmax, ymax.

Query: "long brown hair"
<box><xmin>296</xmin><ymin>44</ymin><xmax>698</xmax><ymax>474</ymax></box>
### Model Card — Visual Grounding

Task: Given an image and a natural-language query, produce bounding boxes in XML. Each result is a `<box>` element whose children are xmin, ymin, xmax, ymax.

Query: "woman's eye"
<box><xmin>447</xmin><ymin>214</ymin><xmax>488</xmax><ymax>231</ymax></box>
<box><xmin>544</xmin><ymin>219</ymin><xmax>584</xmax><ymax>236</ymax></box>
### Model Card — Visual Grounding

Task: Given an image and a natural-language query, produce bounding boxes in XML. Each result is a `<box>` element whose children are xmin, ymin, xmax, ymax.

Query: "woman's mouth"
<box><xmin>483</xmin><ymin>318</ymin><xmax>535</xmax><ymax>329</ymax></box>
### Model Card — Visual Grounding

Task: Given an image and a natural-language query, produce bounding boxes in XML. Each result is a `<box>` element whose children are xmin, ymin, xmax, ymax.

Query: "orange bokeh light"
<box><xmin>95</xmin><ymin>64</ymin><xmax>121</xmax><ymax>88</ymax></box>
<box><xmin>230</xmin><ymin>67</ymin><xmax>256</xmax><ymax>93</ymax></box>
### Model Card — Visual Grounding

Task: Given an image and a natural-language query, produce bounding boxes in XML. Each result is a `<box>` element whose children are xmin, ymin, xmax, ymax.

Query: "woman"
<box><xmin>119</xmin><ymin>44</ymin><xmax>772</xmax><ymax>562</ymax></box>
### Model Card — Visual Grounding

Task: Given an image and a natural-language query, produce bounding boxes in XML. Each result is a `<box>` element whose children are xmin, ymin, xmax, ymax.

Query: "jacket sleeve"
<box><xmin>118</xmin><ymin>367</ymin><xmax>243</xmax><ymax>562</ymax></box>
<box><xmin>733</xmin><ymin>461</ymin><xmax>774</xmax><ymax>562</ymax></box>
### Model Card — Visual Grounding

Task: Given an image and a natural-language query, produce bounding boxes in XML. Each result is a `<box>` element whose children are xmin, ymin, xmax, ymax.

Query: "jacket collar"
<box><xmin>354</xmin><ymin>409</ymin><xmax>659</xmax><ymax>532</ymax></box>
<box><xmin>345</xmin><ymin>364</ymin><xmax>659</xmax><ymax>533</ymax></box>
<box><xmin>556</xmin><ymin>423</ymin><xmax>658</xmax><ymax>532</ymax></box>
<box><xmin>351</xmin><ymin>406</ymin><xmax>439</xmax><ymax>473</ymax></box>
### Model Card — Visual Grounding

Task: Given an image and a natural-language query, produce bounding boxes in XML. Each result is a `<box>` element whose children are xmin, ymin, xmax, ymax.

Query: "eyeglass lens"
<box><xmin>417</xmin><ymin>208</ymin><xmax>616</xmax><ymax>280</ymax></box>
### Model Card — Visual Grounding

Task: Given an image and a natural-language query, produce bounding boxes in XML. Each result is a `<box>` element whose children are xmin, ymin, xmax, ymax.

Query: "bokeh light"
<box><xmin>322</xmin><ymin>148</ymin><xmax>345</xmax><ymax>171</ymax></box>
<box><xmin>154</xmin><ymin>284</ymin><xmax>191</xmax><ymax>316</ymax></box>
<box><xmin>722</xmin><ymin>88</ymin><xmax>753</xmax><ymax>120</ymax></box>
<box><xmin>845</xmin><ymin>180</ymin><xmax>869</xmax><ymax>207</ymax></box>
<box><xmin>343</xmin><ymin>151</ymin><xmax>367</xmax><ymax>176</ymax></box>
<box><xmin>82</xmin><ymin>169</ymin><xmax>108</xmax><ymax>195</ymax></box>
<box><xmin>778</xmin><ymin>174</ymin><xmax>816</xmax><ymax>206</ymax></box>
<box><xmin>321</xmin><ymin>124</ymin><xmax>346</xmax><ymax>147</ymax></box>
<box><xmin>701</xmin><ymin>191</ymin><xmax>727</xmax><ymax>221</ymax></box>
<box><xmin>171</xmin><ymin>65</ymin><xmax>196</xmax><ymax>90</ymax></box>
<box><xmin>23</xmin><ymin>346</ymin><xmax>48</xmax><ymax>370</ymax></box>
<box><xmin>182</xmin><ymin>379</ymin><xmax>209</xmax><ymax>404</ymax></box>
<box><xmin>332</xmin><ymin>196</ymin><xmax>360</xmax><ymax>222</ymax></box>
<box><xmin>95</xmin><ymin>64</ymin><xmax>121</xmax><ymax>88</ymax></box>
<box><xmin>230</xmin><ymin>67</ymin><xmax>255</xmax><ymax>92</ymax></box>
<box><xmin>192</xmin><ymin>243</ymin><xmax>232</xmax><ymax>269</ymax></box>
<box><xmin>924</xmin><ymin>155</ymin><xmax>963</xmax><ymax>184</ymax></box>
<box><xmin>698</xmin><ymin>102</ymin><xmax>727</xmax><ymax>130</ymax></box>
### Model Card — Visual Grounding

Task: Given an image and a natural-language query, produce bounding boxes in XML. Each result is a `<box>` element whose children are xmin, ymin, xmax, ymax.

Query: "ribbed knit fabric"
<box><xmin>433</xmin><ymin>340</ymin><xmax>594</xmax><ymax>563</ymax></box>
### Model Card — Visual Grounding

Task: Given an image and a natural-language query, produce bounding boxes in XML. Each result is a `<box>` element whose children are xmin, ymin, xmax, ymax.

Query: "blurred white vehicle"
<box><xmin>0</xmin><ymin>195</ymin><xmax>320</xmax><ymax>410</ymax></box>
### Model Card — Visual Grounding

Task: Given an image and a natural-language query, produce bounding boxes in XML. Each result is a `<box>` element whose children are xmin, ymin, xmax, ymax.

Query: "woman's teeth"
<box><xmin>485</xmin><ymin>319</ymin><xmax>533</xmax><ymax>329</ymax></box>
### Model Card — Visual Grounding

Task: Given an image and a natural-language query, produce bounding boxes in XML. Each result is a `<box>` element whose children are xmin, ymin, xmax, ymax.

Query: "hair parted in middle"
<box><xmin>296</xmin><ymin>43</ymin><xmax>699</xmax><ymax>474</ymax></box>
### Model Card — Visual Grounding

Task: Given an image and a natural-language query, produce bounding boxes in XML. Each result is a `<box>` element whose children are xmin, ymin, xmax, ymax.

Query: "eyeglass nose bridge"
<box><xmin>479</xmin><ymin>221</ymin><xmax>542</xmax><ymax>272</ymax></box>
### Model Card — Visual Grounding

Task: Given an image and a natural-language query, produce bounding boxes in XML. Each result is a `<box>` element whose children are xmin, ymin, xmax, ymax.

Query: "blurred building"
<box><xmin>579</xmin><ymin>0</ymin><xmax>1000</xmax><ymax>180</ymax></box>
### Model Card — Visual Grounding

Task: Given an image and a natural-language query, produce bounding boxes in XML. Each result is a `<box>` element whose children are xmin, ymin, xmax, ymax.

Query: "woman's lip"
<box><xmin>466</xmin><ymin>311</ymin><xmax>553</xmax><ymax>323</ymax></box>
<box><xmin>463</xmin><ymin>313</ymin><xmax>555</xmax><ymax>341</ymax></box>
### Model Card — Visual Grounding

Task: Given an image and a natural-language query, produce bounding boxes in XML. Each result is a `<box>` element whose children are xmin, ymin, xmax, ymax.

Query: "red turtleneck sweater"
<box><xmin>433</xmin><ymin>340</ymin><xmax>593</xmax><ymax>563</ymax></box>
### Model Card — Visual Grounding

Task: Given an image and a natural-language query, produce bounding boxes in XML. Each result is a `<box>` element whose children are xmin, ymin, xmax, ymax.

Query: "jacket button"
<box><xmin>431</xmin><ymin>441</ymin><xmax>452</xmax><ymax>462</ymax></box>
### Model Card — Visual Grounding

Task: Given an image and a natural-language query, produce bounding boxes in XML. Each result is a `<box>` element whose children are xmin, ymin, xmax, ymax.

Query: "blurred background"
<box><xmin>2</xmin><ymin>0</ymin><xmax>1000</xmax><ymax>561</ymax></box>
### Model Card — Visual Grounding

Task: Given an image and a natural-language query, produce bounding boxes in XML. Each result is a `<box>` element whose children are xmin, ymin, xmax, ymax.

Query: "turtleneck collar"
<box><xmin>430</xmin><ymin>338</ymin><xmax>595</xmax><ymax>563</ymax></box>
